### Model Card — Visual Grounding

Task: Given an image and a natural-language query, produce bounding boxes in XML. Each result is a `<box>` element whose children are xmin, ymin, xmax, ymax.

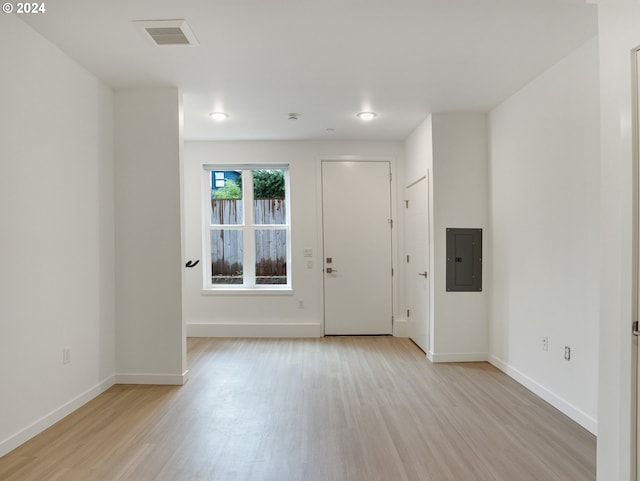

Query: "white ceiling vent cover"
<box><xmin>135</xmin><ymin>19</ymin><xmax>199</xmax><ymax>47</ymax></box>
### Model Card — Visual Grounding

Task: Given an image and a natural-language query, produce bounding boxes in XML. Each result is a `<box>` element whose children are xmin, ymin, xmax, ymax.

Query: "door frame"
<box><xmin>316</xmin><ymin>156</ymin><xmax>399</xmax><ymax>335</ymax></box>
<box><xmin>633</xmin><ymin>45</ymin><xmax>640</xmax><ymax>481</ymax></box>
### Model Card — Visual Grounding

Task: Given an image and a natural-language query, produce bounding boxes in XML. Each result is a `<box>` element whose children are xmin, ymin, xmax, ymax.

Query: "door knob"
<box><xmin>326</xmin><ymin>267</ymin><xmax>338</xmax><ymax>274</ymax></box>
<box><xmin>418</xmin><ymin>272</ymin><xmax>428</xmax><ymax>277</ymax></box>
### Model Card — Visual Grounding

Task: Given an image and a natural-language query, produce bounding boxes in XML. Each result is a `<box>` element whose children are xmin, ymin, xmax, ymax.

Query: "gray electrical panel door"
<box><xmin>446</xmin><ymin>228</ymin><xmax>482</xmax><ymax>292</ymax></box>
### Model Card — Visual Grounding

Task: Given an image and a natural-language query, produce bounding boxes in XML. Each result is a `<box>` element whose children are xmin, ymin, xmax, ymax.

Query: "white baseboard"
<box><xmin>429</xmin><ymin>351</ymin><xmax>489</xmax><ymax>363</ymax></box>
<box><xmin>0</xmin><ymin>375</ymin><xmax>116</xmax><ymax>458</ymax></box>
<box><xmin>392</xmin><ymin>319</ymin><xmax>408</xmax><ymax>337</ymax></box>
<box><xmin>187</xmin><ymin>322</ymin><xmax>322</xmax><ymax>338</ymax></box>
<box><xmin>488</xmin><ymin>354</ymin><xmax>597</xmax><ymax>435</ymax></box>
<box><xmin>116</xmin><ymin>370</ymin><xmax>189</xmax><ymax>385</ymax></box>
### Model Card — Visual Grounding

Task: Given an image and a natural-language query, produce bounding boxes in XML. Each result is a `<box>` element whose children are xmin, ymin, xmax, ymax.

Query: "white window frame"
<box><xmin>202</xmin><ymin>164</ymin><xmax>292</xmax><ymax>293</ymax></box>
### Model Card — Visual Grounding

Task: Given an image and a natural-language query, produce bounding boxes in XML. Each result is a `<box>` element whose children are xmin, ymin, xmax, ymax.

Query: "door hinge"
<box><xmin>633</xmin><ymin>321</ymin><xmax>640</xmax><ymax>336</ymax></box>
<box><xmin>405</xmin><ymin>200</ymin><xmax>409</xmax><ymax>208</ymax></box>
<box><xmin>388</xmin><ymin>219</ymin><xmax>393</xmax><ymax>229</ymax></box>
<box><xmin>391</xmin><ymin>268</ymin><xmax>394</xmax><ymax>276</ymax></box>
<box><xmin>406</xmin><ymin>255</ymin><xmax>410</xmax><ymax>263</ymax></box>
<box><xmin>407</xmin><ymin>309</ymin><xmax>410</xmax><ymax>318</ymax></box>
<box><xmin>389</xmin><ymin>172</ymin><xmax>393</xmax><ymax>181</ymax></box>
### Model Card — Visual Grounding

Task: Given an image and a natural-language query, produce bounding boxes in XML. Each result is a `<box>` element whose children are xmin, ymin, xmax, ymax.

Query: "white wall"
<box><xmin>592</xmin><ymin>5</ymin><xmax>639</xmax><ymax>480</ymax></box>
<box><xmin>183</xmin><ymin>141</ymin><xmax>404</xmax><ymax>337</ymax></box>
<box><xmin>403</xmin><ymin>114</ymin><xmax>490</xmax><ymax>361</ymax></box>
<box><xmin>431</xmin><ymin>113</ymin><xmax>490</xmax><ymax>361</ymax></box>
<box><xmin>403</xmin><ymin>116</ymin><xmax>434</xmax><ymax>343</ymax></box>
<box><xmin>115</xmin><ymin>88</ymin><xmax>186</xmax><ymax>384</ymax></box>
<box><xmin>488</xmin><ymin>37</ymin><xmax>600</xmax><ymax>434</ymax></box>
<box><xmin>0</xmin><ymin>15</ymin><xmax>115</xmax><ymax>455</ymax></box>
<box><xmin>404</xmin><ymin>116</ymin><xmax>434</xmax><ymax>186</ymax></box>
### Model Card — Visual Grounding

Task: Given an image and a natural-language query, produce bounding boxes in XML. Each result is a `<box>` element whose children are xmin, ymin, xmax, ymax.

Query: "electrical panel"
<box><xmin>446</xmin><ymin>228</ymin><xmax>482</xmax><ymax>292</ymax></box>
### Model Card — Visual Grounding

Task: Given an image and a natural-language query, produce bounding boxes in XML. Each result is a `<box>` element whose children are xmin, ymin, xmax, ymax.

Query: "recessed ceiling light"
<box><xmin>210</xmin><ymin>112</ymin><xmax>229</xmax><ymax>121</ymax></box>
<box><xmin>357</xmin><ymin>111</ymin><xmax>377</xmax><ymax>121</ymax></box>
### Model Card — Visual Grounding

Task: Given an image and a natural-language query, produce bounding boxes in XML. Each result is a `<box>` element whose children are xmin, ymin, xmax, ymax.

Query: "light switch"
<box><xmin>303</xmin><ymin>248</ymin><xmax>313</xmax><ymax>257</ymax></box>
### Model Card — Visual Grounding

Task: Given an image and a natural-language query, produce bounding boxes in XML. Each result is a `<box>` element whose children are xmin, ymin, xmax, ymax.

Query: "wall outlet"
<box><xmin>564</xmin><ymin>346</ymin><xmax>571</xmax><ymax>361</ymax></box>
<box><xmin>297</xmin><ymin>299</ymin><xmax>304</xmax><ymax>309</ymax></box>
<box><xmin>542</xmin><ymin>337</ymin><xmax>548</xmax><ymax>351</ymax></box>
<box><xmin>63</xmin><ymin>347</ymin><xmax>71</xmax><ymax>365</ymax></box>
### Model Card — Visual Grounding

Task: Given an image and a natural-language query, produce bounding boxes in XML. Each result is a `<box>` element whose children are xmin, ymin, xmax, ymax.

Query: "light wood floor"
<box><xmin>0</xmin><ymin>337</ymin><xmax>596</xmax><ymax>481</ymax></box>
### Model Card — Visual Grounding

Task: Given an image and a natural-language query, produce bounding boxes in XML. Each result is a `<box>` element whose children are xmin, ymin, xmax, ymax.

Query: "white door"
<box><xmin>405</xmin><ymin>176</ymin><xmax>430</xmax><ymax>354</ymax></box>
<box><xmin>322</xmin><ymin>161</ymin><xmax>393</xmax><ymax>335</ymax></box>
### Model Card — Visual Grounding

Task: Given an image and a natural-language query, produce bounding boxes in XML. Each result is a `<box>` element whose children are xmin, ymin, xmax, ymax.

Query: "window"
<box><xmin>214</xmin><ymin>171</ymin><xmax>225</xmax><ymax>188</ymax></box>
<box><xmin>204</xmin><ymin>166</ymin><xmax>290</xmax><ymax>289</ymax></box>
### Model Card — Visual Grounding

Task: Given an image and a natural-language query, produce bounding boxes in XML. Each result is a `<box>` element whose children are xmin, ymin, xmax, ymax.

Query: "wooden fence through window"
<box><xmin>210</xmin><ymin>199</ymin><xmax>287</xmax><ymax>283</ymax></box>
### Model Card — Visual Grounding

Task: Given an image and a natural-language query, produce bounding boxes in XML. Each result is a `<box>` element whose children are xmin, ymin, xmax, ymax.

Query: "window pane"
<box><xmin>211</xmin><ymin>170</ymin><xmax>242</xmax><ymax>225</ymax></box>
<box><xmin>210</xmin><ymin>230</ymin><xmax>243</xmax><ymax>284</ymax></box>
<box><xmin>255</xmin><ymin>229</ymin><xmax>287</xmax><ymax>285</ymax></box>
<box><xmin>253</xmin><ymin>169</ymin><xmax>286</xmax><ymax>225</ymax></box>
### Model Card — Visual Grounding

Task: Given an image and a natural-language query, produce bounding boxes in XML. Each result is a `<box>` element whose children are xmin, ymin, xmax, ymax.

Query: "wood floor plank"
<box><xmin>0</xmin><ymin>337</ymin><xmax>596</xmax><ymax>481</ymax></box>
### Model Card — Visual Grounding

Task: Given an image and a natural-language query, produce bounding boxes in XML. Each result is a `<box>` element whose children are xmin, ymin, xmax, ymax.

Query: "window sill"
<box><xmin>201</xmin><ymin>287</ymin><xmax>293</xmax><ymax>296</ymax></box>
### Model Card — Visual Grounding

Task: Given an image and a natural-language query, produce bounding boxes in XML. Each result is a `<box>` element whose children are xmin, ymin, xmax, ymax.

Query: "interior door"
<box><xmin>322</xmin><ymin>161</ymin><xmax>393</xmax><ymax>335</ymax></box>
<box><xmin>405</xmin><ymin>176</ymin><xmax>430</xmax><ymax>354</ymax></box>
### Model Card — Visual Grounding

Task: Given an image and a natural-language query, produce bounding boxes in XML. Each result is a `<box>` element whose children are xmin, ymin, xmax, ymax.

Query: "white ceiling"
<box><xmin>21</xmin><ymin>0</ymin><xmax>598</xmax><ymax>141</ymax></box>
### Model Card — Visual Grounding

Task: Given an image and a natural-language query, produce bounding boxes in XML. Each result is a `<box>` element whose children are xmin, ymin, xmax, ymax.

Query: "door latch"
<box><xmin>633</xmin><ymin>321</ymin><xmax>640</xmax><ymax>337</ymax></box>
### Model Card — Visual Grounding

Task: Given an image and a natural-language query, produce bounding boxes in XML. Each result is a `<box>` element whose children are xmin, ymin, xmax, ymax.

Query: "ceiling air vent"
<box><xmin>135</xmin><ymin>19</ymin><xmax>199</xmax><ymax>47</ymax></box>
